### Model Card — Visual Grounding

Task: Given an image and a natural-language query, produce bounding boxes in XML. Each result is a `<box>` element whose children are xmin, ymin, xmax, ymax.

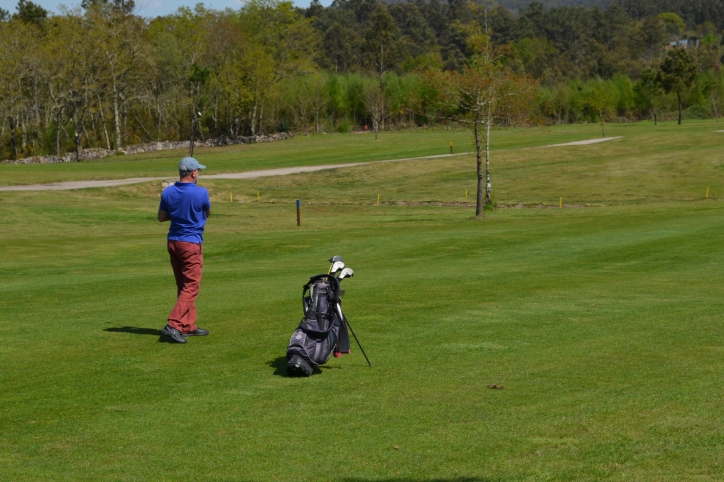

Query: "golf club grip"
<box><xmin>343</xmin><ymin>316</ymin><xmax>372</xmax><ymax>368</ymax></box>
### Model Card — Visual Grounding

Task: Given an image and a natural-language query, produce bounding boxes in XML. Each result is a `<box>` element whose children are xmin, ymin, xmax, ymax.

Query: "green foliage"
<box><xmin>657</xmin><ymin>12</ymin><xmax>686</xmax><ymax>41</ymax></box>
<box><xmin>13</xmin><ymin>0</ymin><xmax>47</xmax><ymax>27</ymax></box>
<box><xmin>1</xmin><ymin>0</ymin><xmax>723</xmax><ymax>161</ymax></box>
<box><xmin>336</xmin><ymin>118</ymin><xmax>351</xmax><ymax>133</ymax></box>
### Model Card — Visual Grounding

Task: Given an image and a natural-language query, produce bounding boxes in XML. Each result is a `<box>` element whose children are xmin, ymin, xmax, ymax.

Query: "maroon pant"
<box><xmin>167</xmin><ymin>241</ymin><xmax>203</xmax><ymax>333</ymax></box>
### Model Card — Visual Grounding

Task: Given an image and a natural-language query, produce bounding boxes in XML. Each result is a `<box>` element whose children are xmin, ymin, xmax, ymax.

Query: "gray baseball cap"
<box><xmin>179</xmin><ymin>157</ymin><xmax>206</xmax><ymax>171</ymax></box>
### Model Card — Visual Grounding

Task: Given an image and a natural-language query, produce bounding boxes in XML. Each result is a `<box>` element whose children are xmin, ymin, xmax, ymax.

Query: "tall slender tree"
<box><xmin>659</xmin><ymin>47</ymin><xmax>698</xmax><ymax>125</ymax></box>
<box><xmin>424</xmin><ymin>29</ymin><xmax>538</xmax><ymax>217</ymax></box>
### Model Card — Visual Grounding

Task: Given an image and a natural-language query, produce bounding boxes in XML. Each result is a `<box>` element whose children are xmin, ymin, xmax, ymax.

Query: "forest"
<box><xmin>0</xmin><ymin>0</ymin><xmax>723</xmax><ymax>161</ymax></box>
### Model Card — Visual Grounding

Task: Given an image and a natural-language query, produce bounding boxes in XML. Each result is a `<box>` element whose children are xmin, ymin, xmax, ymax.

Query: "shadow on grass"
<box><xmin>267</xmin><ymin>356</ymin><xmax>322</xmax><ymax>377</ymax></box>
<box><xmin>104</xmin><ymin>326</ymin><xmax>175</xmax><ymax>343</ymax></box>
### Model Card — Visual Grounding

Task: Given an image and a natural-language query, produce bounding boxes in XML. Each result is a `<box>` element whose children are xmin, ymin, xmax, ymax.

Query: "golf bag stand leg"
<box><xmin>337</xmin><ymin>304</ymin><xmax>372</xmax><ymax>368</ymax></box>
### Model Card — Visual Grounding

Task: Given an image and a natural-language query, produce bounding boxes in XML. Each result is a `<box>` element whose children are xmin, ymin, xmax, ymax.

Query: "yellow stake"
<box><xmin>377</xmin><ymin>194</ymin><xmax>380</xmax><ymax>206</ymax></box>
<box><xmin>560</xmin><ymin>197</ymin><xmax>562</xmax><ymax>208</ymax></box>
<box><xmin>706</xmin><ymin>186</ymin><xmax>709</xmax><ymax>199</ymax></box>
<box><xmin>230</xmin><ymin>192</ymin><xmax>233</xmax><ymax>202</ymax></box>
<box><xmin>465</xmin><ymin>190</ymin><xmax>468</xmax><ymax>201</ymax></box>
<box><xmin>257</xmin><ymin>191</ymin><xmax>260</xmax><ymax>202</ymax></box>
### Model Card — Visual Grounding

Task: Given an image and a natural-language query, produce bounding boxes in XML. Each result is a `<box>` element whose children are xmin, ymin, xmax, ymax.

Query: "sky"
<box><xmin>0</xmin><ymin>0</ymin><xmax>331</xmax><ymax>16</ymax></box>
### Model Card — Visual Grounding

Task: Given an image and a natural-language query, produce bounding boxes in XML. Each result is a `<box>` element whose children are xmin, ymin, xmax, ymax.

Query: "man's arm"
<box><xmin>158</xmin><ymin>209</ymin><xmax>170</xmax><ymax>222</ymax></box>
<box><xmin>205</xmin><ymin>209</ymin><xmax>211</xmax><ymax>218</ymax></box>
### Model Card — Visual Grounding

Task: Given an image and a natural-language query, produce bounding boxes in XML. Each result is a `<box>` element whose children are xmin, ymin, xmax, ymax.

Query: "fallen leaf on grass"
<box><xmin>394</xmin><ymin>446</ymin><xmax>400</xmax><ymax>450</ymax></box>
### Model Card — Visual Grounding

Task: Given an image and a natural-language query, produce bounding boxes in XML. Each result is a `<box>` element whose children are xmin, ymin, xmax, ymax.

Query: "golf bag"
<box><xmin>286</xmin><ymin>274</ymin><xmax>351</xmax><ymax>377</ymax></box>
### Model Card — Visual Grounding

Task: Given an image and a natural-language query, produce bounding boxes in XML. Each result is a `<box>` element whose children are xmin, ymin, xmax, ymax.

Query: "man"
<box><xmin>158</xmin><ymin>157</ymin><xmax>211</xmax><ymax>344</ymax></box>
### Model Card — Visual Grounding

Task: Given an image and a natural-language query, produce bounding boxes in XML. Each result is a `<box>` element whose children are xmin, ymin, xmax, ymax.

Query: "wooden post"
<box><xmin>376</xmin><ymin>194</ymin><xmax>380</xmax><ymax>206</ymax></box>
<box><xmin>706</xmin><ymin>186</ymin><xmax>709</xmax><ymax>199</ymax></box>
<box><xmin>230</xmin><ymin>192</ymin><xmax>233</xmax><ymax>202</ymax></box>
<box><xmin>296</xmin><ymin>199</ymin><xmax>301</xmax><ymax>226</ymax></box>
<box><xmin>560</xmin><ymin>197</ymin><xmax>562</xmax><ymax>208</ymax></box>
<box><xmin>465</xmin><ymin>190</ymin><xmax>468</xmax><ymax>202</ymax></box>
<box><xmin>450</xmin><ymin>141</ymin><xmax>453</xmax><ymax>154</ymax></box>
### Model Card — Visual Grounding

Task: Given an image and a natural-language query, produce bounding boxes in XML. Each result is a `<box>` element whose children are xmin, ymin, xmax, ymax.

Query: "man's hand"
<box><xmin>158</xmin><ymin>209</ymin><xmax>170</xmax><ymax>222</ymax></box>
<box><xmin>205</xmin><ymin>209</ymin><xmax>211</xmax><ymax>218</ymax></box>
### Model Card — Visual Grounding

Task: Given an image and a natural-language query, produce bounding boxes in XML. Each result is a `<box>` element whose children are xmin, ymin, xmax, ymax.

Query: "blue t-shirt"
<box><xmin>159</xmin><ymin>182</ymin><xmax>211</xmax><ymax>244</ymax></box>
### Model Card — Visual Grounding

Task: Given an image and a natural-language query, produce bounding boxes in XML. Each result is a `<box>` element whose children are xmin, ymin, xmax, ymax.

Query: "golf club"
<box><xmin>338</xmin><ymin>267</ymin><xmax>354</xmax><ymax>281</ymax></box>
<box><xmin>330</xmin><ymin>261</ymin><xmax>345</xmax><ymax>275</ymax></box>
<box><xmin>336</xmin><ymin>304</ymin><xmax>372</xmax><ymax>368</ymax></box>
<box><xmin>328</xmin><ymin>255</ymin><xmax>344</xmax><ymax>274</ymax></box>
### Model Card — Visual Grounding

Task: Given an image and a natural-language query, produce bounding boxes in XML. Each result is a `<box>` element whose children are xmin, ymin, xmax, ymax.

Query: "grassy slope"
<box><xmin>0</xmin><ymin>121</ymin><xmax>723</xmax><ymax>481</ymax></box>
<box><xmin>0</xmin><ymin>122</ymin><xmax>675</xmax><ymax>187</ymax></box>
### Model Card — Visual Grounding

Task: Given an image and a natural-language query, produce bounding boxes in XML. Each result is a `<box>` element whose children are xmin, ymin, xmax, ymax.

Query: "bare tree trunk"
<box><xmin>55</xmin><ymin>112</ymin><xmax>61</xmax><ymax>156</ymax></box>
<box><xmin>677</xmin><ymin>91</ymin><xmax>683</xmax><ymax>125</ymax></box>
<box><xmin>189</xmin><ymin>111</ymin><xmax>196</xmax><ymax>157</ymax></box>
<box><xmin>113</xmin><ymin>84</ymin><xmax>122</xmax><ymax>150</ymax></box>
<box><xmin>33</xmin><ymin>75</ymin><xmax>40</xmax><ymax>127</ymax></box>
<box><xmin>213</xmin><ymin>99</ymin><xmax>218</xmax><ymax>140</ymax></box>
<box><xmin>157</xmin><ymin>100</ymin><xmax>163</xmax><ymax>141</ymax></box>
<box><xmin>712</xmin><ymin>95</ymin><xmax>719</xmax><ymax>122</ymax></box>
<box><xmin>9</xmin><ymin>116</ymin><xmax>17</xmax><ymax>159</ymax></box>
<box><xmin>259</xmin><ymin>98</ymin><xmax>264</xmax><ymax>136</ymax></box>
<box><xmin>485</xmin><ymin>115</ymin><xmax>492</xmax><ymax>207</ymax></box>
<box><xmin>251</xmin><ymin>88</ymin><xmax>258</xmax><ymax>136</ymax></box>
<box><xmin>600</xmin><ymin>112</ymin><xmax>605</xmax><ymax>137</ymax></box>
<box><xmin>98</xmin><ymin>98</ymin><xmax>112</xmax><ymax>151</ymax></box>
<box><xmin>20</xmin><ymin>114</ymin><xmax>27</xmax><ymax>153</ymax></box>
<box><xmin>74</xmin><ymin>122</ymin><xmax>81</xmax><ymax>162</ymax></box>
<box><xmin>474</xmin><ymin>117</ymin><xmax>483</xmax><ymax>218</ymax></box>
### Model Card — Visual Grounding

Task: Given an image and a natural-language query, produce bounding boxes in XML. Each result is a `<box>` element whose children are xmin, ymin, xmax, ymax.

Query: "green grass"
<box><xmin>2</xmin><ymin>121</ymin><xmax>710</xmax><ymax>187</ymax></box>
<box><xmin>1</xmin><ymin>120</ymin><xmax>723</xmax><ymax>481</ymax></box>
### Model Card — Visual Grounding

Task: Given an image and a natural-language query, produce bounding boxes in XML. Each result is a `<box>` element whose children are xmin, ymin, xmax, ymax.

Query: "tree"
<box><xmin>423</xmin><ymin>32</ymin><xmax>538</xmax><ymax>217</ymax></box>
<box><xmin>13</xmin><ymin>0</ymin><xmax>47</xmax><ymax>27</ymax></box>
<box><xmin>657</xmin><ymin>12</ymin><xmax>684</xmax><ymax>42</ymax></box>
<box><xmin>634</xmin><ymin>68</ymin><xmax>663</xmax><ymax>124</ymax></box>
<box><xmin>87</xmin><ymin>4</ymin><xmax>145</xmax><ymax>150</ymax></box>
<box><xmin>363</xmin><ymin>6</ymin><xmax>404</xmax><ymax>88</ymax></box>
<box><xmin>323</xmin><ymin>22</ymin><xmax>361</xmax><ymax>73</ymax></box>
<box><xmin>240</xmin><ymin>0</ymin><xmax>319</xmax><ymax>136</ymax></box>
<box><xmin>81</xmin><ymin>0</ymin><xmax>136</xmax><ymax>15</ymax></box>
<box><xmin>659</xmin><ymin>47</ymin><xmax>698</xmax><ymax>125</ymax></box>
<box><xmin>362</xmin><ymin>82</ymin><xmax>385</xmax><ymax>140</ymax></box>
<box><xmin>585</xmin><ymin>77</ymin><xmax>617</xmax><ymax>137</ymax></box>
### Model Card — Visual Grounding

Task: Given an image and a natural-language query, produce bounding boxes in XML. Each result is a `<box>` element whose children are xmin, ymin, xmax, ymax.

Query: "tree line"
<box><xmin>1</xmin><ymin>0</ymin><xmax>723</xmax><ymax>161</ymax></box>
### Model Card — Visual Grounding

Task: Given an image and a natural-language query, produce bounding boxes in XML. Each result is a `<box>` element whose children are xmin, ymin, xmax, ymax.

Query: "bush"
<box><xmin>337</xmin><ymin>118</ymin><xmax>351</xmax><ymax>133</ymax></box>
<box><xmin>683</xmin><ymin>105</ymin><xmax>711</xmax><ymax>120</ymax></box>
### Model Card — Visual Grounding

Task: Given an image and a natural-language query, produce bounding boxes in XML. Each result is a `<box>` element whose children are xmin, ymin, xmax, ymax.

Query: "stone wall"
<box><xmin>1</xmin><ymin>132</ymin><xmax>293</xmax><ymax>165</ymax></box>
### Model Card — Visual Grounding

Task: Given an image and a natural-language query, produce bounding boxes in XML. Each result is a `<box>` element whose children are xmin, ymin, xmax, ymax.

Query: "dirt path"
<box><xmin>0</xmin><ymin>155</ymin><xmax>464</xmax><ymax>192</ymax></box>
<box><xmin>0</xmin><ymin>138</ymin><xmax>623</xmax><ymax>192</ymax></box>
<box><xmin>543</xmin><ymin>136</ymin><xmax>622</xmax><ymax>147</ymax></box>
